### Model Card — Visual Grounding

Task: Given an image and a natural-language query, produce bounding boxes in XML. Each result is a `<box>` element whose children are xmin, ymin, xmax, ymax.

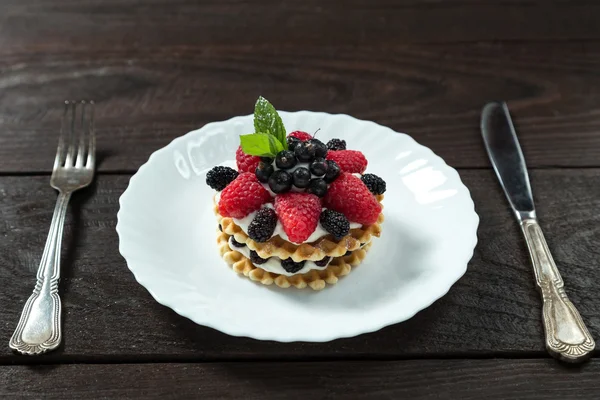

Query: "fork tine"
<box><xmin>53</xmin><ymin>101</ymin><xmax>70</xmax><ymax>169</ymax></box>
<box><xmin>75</xmin><ymin>101</ymin><xmax>87</xmax><ymax>167</ymax></box>
<box><xmin>64</xmin><ymin>101</ymin><xmax>77</xmax><ymax>166</ymax></box>
<box><xmin>86</xmin><ymin>101</ymin><xmax>96</xmax><ymax>168</ymax></box>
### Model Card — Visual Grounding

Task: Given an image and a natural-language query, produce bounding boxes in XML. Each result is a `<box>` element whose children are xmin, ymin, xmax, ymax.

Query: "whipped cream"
<box><xmin>228</xmin><ymin>237</ymin><xmax>330</xmax><ymax>276</ymax></box>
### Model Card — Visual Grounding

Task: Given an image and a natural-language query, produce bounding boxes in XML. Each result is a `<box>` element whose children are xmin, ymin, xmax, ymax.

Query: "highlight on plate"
<box><xmin>206</xmin><ymin>96</ymin><xmax>386</xmax><ymax>290</ymax></box>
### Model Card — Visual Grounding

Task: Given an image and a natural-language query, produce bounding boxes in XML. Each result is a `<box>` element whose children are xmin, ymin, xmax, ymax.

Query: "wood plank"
<box><xmin>2</xmin><ymin>0</ymin><xmax>600</xmax><ymax>50</ymax></box>
<box><xmin>2</xmin><ymin>360</ymin><xmax>600</xmax><ymax>399</ymax></box>
<box><xmin>2</xmin><ymin>41</ymin><xmax>600</xmax><ymax>172</ymax></box>
<box><xmin>1</xmin><ymin>170</ymin><xmax>599</xmax><ymax>361</ymax></box>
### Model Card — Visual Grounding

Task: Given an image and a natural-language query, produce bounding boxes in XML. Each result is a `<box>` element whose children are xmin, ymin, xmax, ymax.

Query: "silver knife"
<box><xmin>481</xmin><ymin>102</ymin><xmax>595</xmax><ymax>363</ymax></box>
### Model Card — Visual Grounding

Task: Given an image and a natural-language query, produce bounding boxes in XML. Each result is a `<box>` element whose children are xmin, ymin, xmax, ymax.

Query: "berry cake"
<box><xmin>206</xmin><ymin>97</ymin><xmax>386</xmax><ymax>290</ymax></box>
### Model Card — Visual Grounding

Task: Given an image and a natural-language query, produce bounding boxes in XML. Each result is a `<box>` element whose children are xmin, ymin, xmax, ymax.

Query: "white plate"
<box><xmin>117</xmin><ymin>111</ymin><xmax>479</xmax><ymax>342</ymax></box>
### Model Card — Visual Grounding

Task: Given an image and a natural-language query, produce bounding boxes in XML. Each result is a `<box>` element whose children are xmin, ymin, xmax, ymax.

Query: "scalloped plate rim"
<box><xmin>116</xmin><ymin>110</ymin><xmax>479</xmax><ymax>342</ymax></box>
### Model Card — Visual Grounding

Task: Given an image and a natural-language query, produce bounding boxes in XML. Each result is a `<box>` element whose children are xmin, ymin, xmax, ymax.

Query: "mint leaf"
<box><xmin>239</xmin><ymin>133</ymin><xmax>283</xmax><ymax>157</ymax></box>
<box><xmin>267</xmin><ymin>134</ymin><xmax>285</xmax><ymax>154</ymax></box>
<box><xmin>254</xmin><ymin>96</ymin><xmax>287</xmax><ymax>150</ymax></box>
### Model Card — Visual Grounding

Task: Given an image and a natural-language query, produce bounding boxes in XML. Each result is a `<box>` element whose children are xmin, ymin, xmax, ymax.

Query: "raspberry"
<box><xmin>281</xmin><ymin>258</ymin><xmax>306</xmax><ymax>273</ymax></box>
<box><xmin>323</xmin><ymin>173</ymin><xmax>382</xmax><ymax>225</ymax></box>
<box><xmin>326</xmin><ymin>150</ymin><xmax>367</xmax><ymax>174</ymax></box>
<box><xmin>361</xmin><ymin>173</ymin><xmax>386</xmax><ymax>195</ymax></box>
<box><xmin>248</xmin><ymin>207</ymin><xmax>278</xmax><ymax>242</ymax></box>
<box><xmin>319</xmin><ymin>209</ymin><xmax>350</xmax><ymax>240</ymax></box>
<box><xmin>206</xmin><ymin>166</ymin><xmax>238</xmax><ymax>191</ymax></box>
<box><xmin>218</xmin><ymin>173</ymin><xmax>272</xmax><ymax>218</ymax></box>
<box><xmin>326</xmin><ymin>138</ymin><xmax>346</xmax><ymax>151</ymax></box>
<box><xmin>288</xmin><ymin>131</ymin><xmax>313</xmax><ymax>141</ymax></box>
<box><xmin>274</xmin><ymin>192</ymin><xmax>321</xmax><ymax>243</ymax></box>
<box><xmin>236</xmin><ymin>146</ymin><xmax>261</xmax><ymax>173</ymax></box>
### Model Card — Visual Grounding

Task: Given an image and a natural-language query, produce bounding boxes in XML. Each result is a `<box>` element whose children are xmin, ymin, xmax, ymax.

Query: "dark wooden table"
<box><xmin>2</xmin><ymin>1</ymin><xmax>600</xmax><ymax>398</ymax></box>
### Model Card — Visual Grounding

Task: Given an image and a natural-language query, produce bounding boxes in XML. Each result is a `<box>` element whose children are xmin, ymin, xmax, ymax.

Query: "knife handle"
<box><xmin>521</xmin><ymin>219</ymin><xmax>595</xmax><ymax>362</ymax></box>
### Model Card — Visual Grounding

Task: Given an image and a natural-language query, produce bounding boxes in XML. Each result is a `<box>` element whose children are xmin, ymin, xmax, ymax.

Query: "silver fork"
<box><xmin>9</xmin><ymin>100</ymin><xmax>96</xmax><ymax>355</ymax></box>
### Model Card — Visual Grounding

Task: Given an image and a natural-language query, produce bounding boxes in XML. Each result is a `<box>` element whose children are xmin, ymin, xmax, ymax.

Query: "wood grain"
<box><xmin>2</xmin><ymin>360</ymin><xmax>600</xmax><ymax>399</ymax></box>
<box><xmin>1</xmin><ymin>170</ymin><xmax>598</xmax><ymax>362</ymax></box>
<box><xmin>2</xmin><ymin>0</ymin><xmax>600</xmax><ymax>50</ymax></box>
<box><xmin>2</xmin><ymin>0</ymin><xmax>599</xmax><ymax>396</ymax></box>
<box><xmin>1</xmin><ymin>5</ymin><xmax>600</xmax><ymax>172</ymax></box>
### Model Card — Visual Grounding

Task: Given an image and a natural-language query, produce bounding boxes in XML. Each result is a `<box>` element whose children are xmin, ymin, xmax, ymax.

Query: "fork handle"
<box><xmin>521</xmin><ymin>219</ymin><xmax>595</xmax><ymax>362</ymax></box>
<box><xmin>9</xmin><ymin>192</ymin><xmax>71</xmax><ymax>355</ymax></box>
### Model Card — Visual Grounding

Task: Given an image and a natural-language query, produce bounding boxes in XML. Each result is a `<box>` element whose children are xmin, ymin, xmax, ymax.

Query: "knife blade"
<box><xmin>481</xmin><ymin>102</ymin><xmax>535</xmax><ymax>221</ymax></box>
<box><xmin>481</xmin><ymin>101</ymin><xmax>595</xmax><ymax>363</ymax></box>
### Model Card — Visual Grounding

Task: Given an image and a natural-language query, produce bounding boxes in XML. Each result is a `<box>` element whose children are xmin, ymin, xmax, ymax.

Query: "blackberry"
<box><xmin>230</xmin><ymin>237</ymin><xmax>246</xmax><ymax>248</ymax></box>
<box><xmin>281</xmin><ymin>258</ymin><xmax>306</xmax><ymax>274</ymax></box>
<box><xmin>287</xmin><ymin>136</ymin><xmax>301</xmax><ymax>151</ymax></box>
<box><xmin>324</xmin><ymin>160</ymin><xmax>341</xmax><ymax>183</ymax></box>
<box><xmin>275</xmin><ymin>150</ymin><xmax>297</xmax><ymax>169</ymax></box>
<box><xmin>314</xmin><ymin>256</ymin><xmax>331</xmax><ymax>267</ymax></box>
<box><xmin>326</xmin><ymin>138</ymin><xmax>346</xmax><ymax>151</ymax></box>
<box><xmin>268</xmin><ymin>170</ymin><xmax>293</xmax><ymax>193</ymax></box>
<box><xmin>309</xmin><ymin>157</ymin><xmax>328</xmax><ymax>176</ymax></box>
<box><xmin>249</xmin><ymin>250</ymin><xmax>268</xmax><ymax>265</ymax></box>
<box><xmin>307</xmin><ymin>178</ymin><xmax>328</xmax><ymax>197</ymax></box>
<box><xmin>248</xmin><ymin>208</ymin><xmax>278</xmax><ymax>242</ymax></box>
<box><xmin>255</xmin><ymin>161</ymin><xmax>274</xmax><ymax>183</ymax></box>
<box><xmin>361</xmin><ymin>173</ymin><xmax>386</xmax><ymax>195</ymax></box>
<box><xmin>307</xmin><ymin>139</ymin><xmax>328</xmax><ymax>158</ymax></box>
<box><xmin>294</xmin><ymin>141</ymin><xmax>315</xmax><ymax>162</ymax></box>
<box><xmin>206</xmin><ymin>166</ymin><xmax>238</xmax><ymax>191</ymax></box>
<box><xmin>292</xmin><ymin>167</ymin><xmax>311</xmax><ymax>188</ymax></box>
<box><xmin>320</xmin><ymin>209</ymin><xmax>350</xmax><ymax>240</ymax></box>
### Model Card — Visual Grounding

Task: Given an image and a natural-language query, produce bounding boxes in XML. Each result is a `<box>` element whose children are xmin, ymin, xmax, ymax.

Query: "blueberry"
<box><xmin>275</xmin><ymin>150</ymin><xmax>297</xmax><ymax>170</ymax></box>
<box><xmin>268</xmin><ymin>170</ymin><xmax>293</xmax><ymax>194</ymax></box>
<box><xmin>287</xmin><ymin>136</ymin><xmax>301</xmax><ymax>151</ymax></box>
<box><xmin>294</xmin><ymin>141</ymin><xmax>315</xmax><ymax>162</ymax></box>
<box><xmin>307</xmin><ymin>139</ymin><xmax>328</xmax><ymax>158</ymax></box>
<box><xmin>260</xmin><ymin>157</ymin><xmax>274</xmax><ymax>164</ymax></box>
<box><xmin>324</xmin><ymin>160</ymin><xmax>341</xmax><ymax>183</ymax></box>
<box><xmin>255</xmin><ymin>161</ymin><xmax>274</xmax><ymax>183</ymax></box>
<box><xmin>307</xmin><ymin>178</ymin><xmax>328</xmax><ymax>197</ymax></box>
<box><xmin>309</xmin><ymin>157</ymin><xmax>328</xmax><ymax>176</ymax></box>
<box><xmin>292</xmin><ymin>167</ymin><xmax>311</xmax><ymax>188</ymax></box>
